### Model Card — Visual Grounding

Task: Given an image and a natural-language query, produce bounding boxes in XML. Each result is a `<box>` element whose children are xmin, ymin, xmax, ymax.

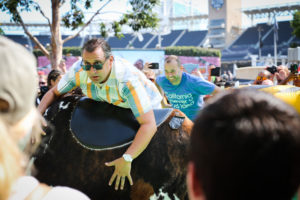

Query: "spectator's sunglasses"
<box><xmin>81</xmin><ymin>59</ymin><xmax>107</xmax><ymax>71</ymax></box>
<box><xmin>256</xmin><ymin>76</ymin><xmax>267</xmax><ymax>81</ymax></box>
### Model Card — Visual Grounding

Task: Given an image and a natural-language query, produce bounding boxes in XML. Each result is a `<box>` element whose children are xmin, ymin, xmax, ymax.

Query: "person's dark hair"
<box><xmin>290</xmin><ymin>64</ymin><xmax>298</xmax><ymax>74</ymax></box>
<box><xmin>266</xmin><ymin>65</ymin><xmax>277</xmax><ymax>74</ymax></box>
<box><xmin>189</xmin><ymin>89</ymin><xmax>300</xmax><ymax>200</ymax></box>
<box><xmin>47</xmin><ymin>69</ymin><xmax>62</xmax><ymax>87</ymax></box>
<box><xmin>165</xmin><ymin>55</ymin><xmax>181</xmax><ymax>67</ymax></box>
<box><xmin>82</xmin><ymin>38</ymin><xmax>112</xmax><ymax>59</ymax></box>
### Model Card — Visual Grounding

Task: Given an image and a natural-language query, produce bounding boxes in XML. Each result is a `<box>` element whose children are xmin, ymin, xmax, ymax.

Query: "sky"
<box><xmin>0</xmin><ymin>0</ymin><xmax>298</xmax><ymax>32</ymax></box>
<box><xmin>1</xmin><ymin>0</ymin><xmax>298</xmax><ymax>22</ymax></box>
<box><xmin>0</xmin><ymin>0</ymin><xmax>130</xmax><ymax>23</ymax></box>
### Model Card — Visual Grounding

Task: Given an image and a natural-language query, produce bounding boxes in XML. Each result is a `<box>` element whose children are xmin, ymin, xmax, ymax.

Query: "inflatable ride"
<box><xmin>240</xmin><ymin>85</ymin><xmax>300</xmax><ymax>114</ymax></box>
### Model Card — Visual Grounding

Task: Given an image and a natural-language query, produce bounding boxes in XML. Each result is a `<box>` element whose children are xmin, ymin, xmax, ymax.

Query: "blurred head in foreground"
<box><xmin>188</xmin><ymin>89</ymin><xmax>300</xmax><ymax>200</ymax></box>
<box><xmin>0</xmin><ymin>36</ymin><xmax>42</xmax><ymax>200</ymax></box>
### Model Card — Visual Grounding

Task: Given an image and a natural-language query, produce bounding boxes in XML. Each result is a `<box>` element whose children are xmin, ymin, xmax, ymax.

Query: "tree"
<box><xmin>0</xmin><ymin>27</ymin><xmax>4</xmax><ymax>35</ymax></box>
<box><xmin>0</xmin><ymin>0</ymin><xmax>159</xmax><ymax>69</ymax></box>
<box><xmin>291</xmin><ymin>11</ymin><xmax>300</xmax><ymax>39</ymax></box>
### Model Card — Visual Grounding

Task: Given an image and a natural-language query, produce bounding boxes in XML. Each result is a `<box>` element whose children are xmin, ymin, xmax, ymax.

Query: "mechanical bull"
<box><xmin>33</xmin><ymin>95</ymin><xmax>193</xmax><ymax>200</ymax></box>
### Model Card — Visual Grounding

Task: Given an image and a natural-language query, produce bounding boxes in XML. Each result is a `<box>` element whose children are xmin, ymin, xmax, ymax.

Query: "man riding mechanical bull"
<box><xmin>37</xmin><ymin>38</ymin><xmax>193</xmax><ymax>199</ymax></box>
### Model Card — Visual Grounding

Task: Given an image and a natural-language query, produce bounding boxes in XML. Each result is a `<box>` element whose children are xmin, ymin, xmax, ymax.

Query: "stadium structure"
<box><xmin>2</xmin><ymin>0</ymin><xmax>300</xmax><ymax>67</ymax></box>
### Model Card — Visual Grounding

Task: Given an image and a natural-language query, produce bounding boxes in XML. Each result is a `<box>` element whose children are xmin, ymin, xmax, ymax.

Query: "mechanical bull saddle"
<box><xmin>71</xmin><ymin>97</ymin><xmax>185</xmax><ymax>150</ymax></box>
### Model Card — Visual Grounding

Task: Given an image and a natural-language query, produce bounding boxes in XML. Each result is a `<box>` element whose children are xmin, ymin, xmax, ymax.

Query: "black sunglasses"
<box><xmin>39</xmin><ymin>81</ymin><xmax>46</xmax><ymax>86</ymax></box>
<box><xmin>81</xmin><ymin>60</ymin><xmax>106</xmax><ymax>71</ymax></box>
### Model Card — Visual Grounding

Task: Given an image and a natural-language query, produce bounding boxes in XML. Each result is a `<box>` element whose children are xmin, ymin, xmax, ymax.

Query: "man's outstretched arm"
<box><xmin>38</xmin><ymin>85</ymin><xmax>61</xmax><ymax>114</ymax></box>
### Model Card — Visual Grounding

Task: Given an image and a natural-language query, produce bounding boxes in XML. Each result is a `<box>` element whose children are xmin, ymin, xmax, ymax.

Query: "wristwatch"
<box><xmin>122</xmin><ymin>154</ymin><xmax>133</xmax><ymax>162</ymax></box>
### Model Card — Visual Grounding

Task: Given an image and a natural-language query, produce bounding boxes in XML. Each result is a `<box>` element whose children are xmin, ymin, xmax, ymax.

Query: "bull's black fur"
<box><xmin>33</xmin><ymin>95</ymin><xmax>191</xmax><ymax>200</ymax></box>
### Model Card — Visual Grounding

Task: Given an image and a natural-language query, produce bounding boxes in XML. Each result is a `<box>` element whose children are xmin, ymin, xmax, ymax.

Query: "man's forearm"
<box><xmin>125</xmin><ymin>122</ymin><xmax>157</xmax><ymax>159</ymax></box>
<box><xmin>38</xmin><ymin>87</ymin><xmax>59</xmax><ymax>114</ymax></box>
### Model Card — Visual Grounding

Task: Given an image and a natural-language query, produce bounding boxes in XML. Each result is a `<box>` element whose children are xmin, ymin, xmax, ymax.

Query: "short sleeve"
<box><xmin>193</xmin><ymin>77</ymin><xmax>216</xmax><ymax>95</ymax></box>
<box><xmin>156</xmin><ymin>75</ymin><xmax>164</xmax><ymax>86</ymax></box>
<box><xmin>121</xmin><ymin>80</ymin><xmax>152</xmax><ymax>118</ymax></box>
<box><xmin>57</xmin><ymin>61</ymin><xmax>80</xmax><ymax>94</ymax></box>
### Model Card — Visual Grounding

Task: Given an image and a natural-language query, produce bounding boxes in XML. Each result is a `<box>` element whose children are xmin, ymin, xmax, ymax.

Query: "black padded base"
<box><xmin>70</xmin><ymin>97</ymin><xmax>173</xmax><ymax>150</ymax></box>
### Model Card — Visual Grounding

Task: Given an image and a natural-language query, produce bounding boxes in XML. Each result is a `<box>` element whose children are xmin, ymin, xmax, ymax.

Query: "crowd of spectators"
<box><xmin>253</xmin><ymin>64</ymin><xmax>300</xmax><ymax>87</ymax></box>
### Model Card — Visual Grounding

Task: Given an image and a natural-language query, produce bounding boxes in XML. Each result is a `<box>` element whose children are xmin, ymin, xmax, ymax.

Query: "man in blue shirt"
<box><xmin>156</xmin><ymin>55</ymin><xmax>220</xmax><ymax>121</ymax></box>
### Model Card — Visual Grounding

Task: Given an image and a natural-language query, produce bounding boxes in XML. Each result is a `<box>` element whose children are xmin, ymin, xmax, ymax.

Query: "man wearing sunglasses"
<box><xmin>253</xmin><ymin>70</ymin><xmax>273</xmax><ymax>85</ymax></box>
<box><xmin>38</xmin><ymin>38</ymin><xmax>162</xmax><ymax>191</ymax></box>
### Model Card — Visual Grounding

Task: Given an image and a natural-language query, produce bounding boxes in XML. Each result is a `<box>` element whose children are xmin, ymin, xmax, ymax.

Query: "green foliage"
<box><xmin>0</xmin><ymin>27</ymin><xmax>4</xmax><ymax>35</ymax></box>
<box><xmin>0</xmin><ymin>0</ymin><xmax>38</xmax><ymax>23</ymax></box>
<box><xmin>61</xmin><ymin>0</ymin><xmax>89</xmax><ymax>30</ymax></box>
<box><xmin>59</xmin><ymin>0</ymin><xmax>159</xmax><ymax>37</ymax></box>
<box><xmin>291</xmin><ymin>11</ymin><xmax>300</xmax><ymax>39</ymax></box>
<box><xmin>103</xmin><ymin>0</ymin><xmax>160</xmax><ymax>37</ymax></box>
<box><xmin>33</xmin><ymin>46</ymin><xmax>221</xmax><ymax>58</ymax></box>
<box><xmin>3</xmin><ymin>0</ymin><xmax>160</xmax><ymax>67</ymax></box>
<box><xmin>100</xmin><ymin>22</ymin><xmax>108</xmax><ymax>38</ymax></box>
<box><xmin>33</xmin><ymin>49</ymin><xmax>44</xmax><ymax>57</ymax></box>
<box><xmin>290</xmin><ymin>42</ymin><xmax>300</xmax><ymax>48</ymax></box>
<box><xmin>62</xmin><ymin>47</ymin><xmax>82</xmax><ymax>56</ymax></box>
<box><xmin>1</xmin><ymin>0</ymin><xmax>159</xmax><ymax>40</ymax></box>
<box><xmin>112</xmin><ymin>21</ymin><xmax>124</xmax><ymax>39</ymax></box>
<box><xmin>34</xmin><ymin>47</ymin><xmax>82</xmax><ymax>57</ymax></box>
<box><xmin>62</xmin><ymin>9</ymin><xmax>85</xmax><ymax>30</ymax></box>
<box><xmin>165</xmin><ymin>46</ymin><xmax>221</xmax><ymax>58</ymax></box>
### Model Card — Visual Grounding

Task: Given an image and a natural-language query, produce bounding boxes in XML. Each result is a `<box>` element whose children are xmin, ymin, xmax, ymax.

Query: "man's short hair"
<box><xmin>82</xmin><ymin>38</ymin><xmax>112</xmax><ymax>59</ymax></box>
<box><xmin>0</xmin><ymin>36</ymin><xmax>38</xmax><ymax>124</ymax></box>
<box><xmin>165</xmin><ymin>55</ymin><xmax>181</xmax><ymax>67</ymax></box>
<box><xmin>189</xmin><ymin>89</ymin><xmax>300</xmax><ymax>200</ymax></box>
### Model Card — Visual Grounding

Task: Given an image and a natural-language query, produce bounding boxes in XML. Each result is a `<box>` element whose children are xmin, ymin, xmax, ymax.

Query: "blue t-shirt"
<box><xmin>156</xmin><ymin>72</ymin><xmax>215</xmax><ymax>120</ymax></box>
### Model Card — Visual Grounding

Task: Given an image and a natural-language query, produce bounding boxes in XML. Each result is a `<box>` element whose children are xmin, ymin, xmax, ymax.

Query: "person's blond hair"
<box><xmin>0</xmin><ymin>108</ymin><xmax>43</xmax><ymax>200</ymax></box>
<box><xmin>0</xmin><ymin>119</ymin><xmax>23</xmax><ymax>200</ymax></box>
